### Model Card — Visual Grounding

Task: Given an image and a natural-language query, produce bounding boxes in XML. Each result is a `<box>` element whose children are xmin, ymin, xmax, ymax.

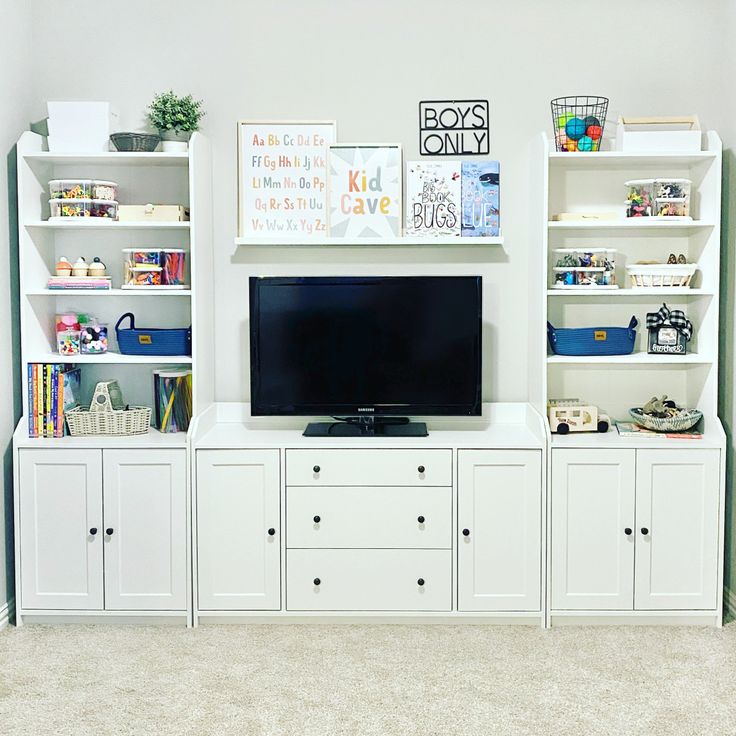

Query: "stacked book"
<box><xmin>47</xmin><ymin>276</ymin><xmax>112</xmax><ymax>290</ymax></box>
<box><xmin>27</xmin><ymin>364</ymin><xmax>81</xmax><ymax>438</ymax></box>
<box><xmin>154</xmin><ymin>369</ymin><xmax>192</xmax><ymax>433</ymax></box>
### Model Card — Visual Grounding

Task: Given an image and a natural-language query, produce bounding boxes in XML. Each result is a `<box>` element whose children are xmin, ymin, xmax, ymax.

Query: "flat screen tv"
<box><xmin>249</xmin><ymin>276</ymin><xmax>482</xmax><ymax>433</ymax></box>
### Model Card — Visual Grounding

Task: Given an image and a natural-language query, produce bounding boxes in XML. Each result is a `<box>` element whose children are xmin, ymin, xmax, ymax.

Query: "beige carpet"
<box><xmin>0</xmin><ymin>623</ymin><xmax>735</xmax><ymax>736</ymax></box>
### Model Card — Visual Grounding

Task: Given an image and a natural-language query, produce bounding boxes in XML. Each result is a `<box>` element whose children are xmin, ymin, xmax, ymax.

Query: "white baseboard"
<box><xmin>0</xmin><ymin>599</ymin><xmax>13</xmax><ymax>630</ymax></box>
<box><xmin>725</xmin><ymin>588</ymin><xmax>736</xmax><ymax>620</ymax></box>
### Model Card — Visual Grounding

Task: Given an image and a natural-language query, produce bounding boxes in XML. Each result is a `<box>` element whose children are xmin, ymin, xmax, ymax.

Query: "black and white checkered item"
<box><xmin>646</xmin><ymin>303</ymin><xmax>692</xmax><ymax>341</ymax></box>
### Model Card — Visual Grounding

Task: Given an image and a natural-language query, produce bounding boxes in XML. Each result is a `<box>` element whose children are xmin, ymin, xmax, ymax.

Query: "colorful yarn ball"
<box><xmin>584</xmin><ymin>116</ymin><xmax>601</xmax><ymax>128</ymax></box>
<box><xmin>557</xmin><ymin>112</ymin><xmax>575</xmax><ymax>129</ymax></box>
<box><xmin>577</xmin><ymin>135</ymin><xmax>594</xmax><ymax>151</ymax></box>
<box><xmin>565</xmin><ymin>117</ymin><xmax>587</xmax><ymax>141</ymax></box>
<box><xmin>566</xmin><ymin>138</ymin><xmax>578</xmax><ymax>152</ymax></box>
<box><xmin>586</xmin><ymin>124</ymin><xmax>603</xmax><ymax>140</ymax></box>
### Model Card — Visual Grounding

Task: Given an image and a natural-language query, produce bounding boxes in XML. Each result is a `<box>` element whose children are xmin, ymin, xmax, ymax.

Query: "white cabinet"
<box><xmin>196</xmin><ymin>450</ymin><xmax>281</xmax><ymax>610</ymax></box>
<box><xmin>18</xmin><ymin>448</ymin><xmax>187</xmax><ymax>614</ymax></box>
<box><xmin>551</xmin><ymin>448</ymin><xmax>721</xmax><ymax>613</ymax></box>
<box><xmin>19</xmin><ymin>449</ymin><xmax>104</xmax><ymax>610</ymax></box>
<box><xmin>551</xmin><ymin>450</ymin><xmax>635</xmax><ymax>611</ymax></box>
<box><xmin>103</xmin><ymin>450</ymin><xmax>187</xmax><ymax>611</ymax></box>
<box><xmin>635</xmin><ymin>449</ymin><xmax>720</xmax><ymax>610</ymax></box>
<box><xmin>457</xmin><ymin>450</ymin><xmax>542</xmax><ymax>612</ymax></box>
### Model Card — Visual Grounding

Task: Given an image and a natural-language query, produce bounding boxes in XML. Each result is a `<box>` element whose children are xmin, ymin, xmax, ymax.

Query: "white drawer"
<box><xmin>287</xmin><ymin>486</ymin><xmax>451</xmax><ymax>549</ymax></box>
<box><xmin>286</xmin><ymin>549</ymin><xmax>451</xmax><ymax>611</ymax></box>
<box><xmin>286</xmin><ymin>449</ymin><xmax>452</xmax><ymax>486</ymax></box>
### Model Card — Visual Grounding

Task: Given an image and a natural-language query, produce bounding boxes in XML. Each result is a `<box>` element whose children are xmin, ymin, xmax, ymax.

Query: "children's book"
<box><xmin>461</xmin><ymin>161</ymin><xmax>500</xmax><ymax>237</ymax></box>
<box><xmin>616</xmin><ymin>421</ymin><xmax>702</xmax><ymax>439</ymax></box>
<box><xmin>405</xmin><ymin>161</ymin><xmax>461</xmax><ymax>237</ymax></box>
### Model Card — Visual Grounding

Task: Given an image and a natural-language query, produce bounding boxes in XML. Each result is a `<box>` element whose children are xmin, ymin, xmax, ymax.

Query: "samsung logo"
<box><xmin>357</xmin><ymin>407</ymin><xmax>374</xmax><ymax>413</ymax></box>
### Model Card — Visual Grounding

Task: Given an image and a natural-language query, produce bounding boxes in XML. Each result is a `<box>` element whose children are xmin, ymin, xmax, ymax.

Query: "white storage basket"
<box><xmin>66</xmin><ymin>406</ymin><xmax>152</xmax><ymax>436</ymax></box>
<box><xmin>626</xmin><ymin>264</ymin><xmax>697</xmax><ymax>288</ymax></box>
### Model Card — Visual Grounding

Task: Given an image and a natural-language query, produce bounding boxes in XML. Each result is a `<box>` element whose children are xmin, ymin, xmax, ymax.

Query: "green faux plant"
<box><xmin>147</xmin><ymin>90</ymin><xmax>204</xmax><ymax>134</ymax></box>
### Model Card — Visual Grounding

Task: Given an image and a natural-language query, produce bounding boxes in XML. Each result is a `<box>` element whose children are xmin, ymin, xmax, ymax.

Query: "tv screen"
<box><xmin>249</xmin><ymin>276</ymin><xmax>482</xmax><ymax>417</ymax></box>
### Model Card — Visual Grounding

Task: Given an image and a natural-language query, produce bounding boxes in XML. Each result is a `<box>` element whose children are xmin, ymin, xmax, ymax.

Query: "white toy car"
<box><xmin>548</xmin><ymin>399</ymin><xmax>610</xmax><ymax>434</ymax></box>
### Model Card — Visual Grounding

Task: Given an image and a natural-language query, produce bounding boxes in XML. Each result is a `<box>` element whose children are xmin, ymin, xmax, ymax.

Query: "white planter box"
<box><xmin>616</xmin><ymin>116</ymin><xmax>702</xmax><ymax>153</ymax></box>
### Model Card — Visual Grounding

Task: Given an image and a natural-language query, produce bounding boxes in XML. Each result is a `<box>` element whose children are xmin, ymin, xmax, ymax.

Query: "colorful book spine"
<box><xmin>34</xmin><ymin>364</ymin><xmax>42</xmax><ymax>439</ymax></box>
<box><xmin>45</xmin><ymin>364</ymin><xmax>52</xmax><ymax>438</ymax></box>
<box><xmin>55</xmin><ymin>365</ymin><xmax>65</xmax><ymax>438</ymax></box>
<box><xmin>27</xmin><ymin>364</ymin><xmax>36</xmax><ymax>437</ymax></box>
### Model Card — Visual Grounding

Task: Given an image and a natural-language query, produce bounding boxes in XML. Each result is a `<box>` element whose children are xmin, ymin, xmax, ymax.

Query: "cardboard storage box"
<box><xmin>616</xmin><ymin>115</ymin><xmax>702</xmax><ymax>153</ymax></box>
<box><xmin>117</xmin><ymin>205</ymin><xmax>190</xmax><ymax>222</ymax></box>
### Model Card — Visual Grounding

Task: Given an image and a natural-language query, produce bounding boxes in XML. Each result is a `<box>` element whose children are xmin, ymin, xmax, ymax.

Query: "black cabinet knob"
<box><xmin>417</xmin><ymin>515</ymin><xmax>425</xmax><ymax>524</ymax></box>
<box><xmin>267</xmin><ymin>528</ymin><xmax>276</xmax><ymax>536</ymax></box>
<box><xmin>418</xmin><ymin>465</ymin><xmax>425</xmax><ymax>474</ymax></box>
<box><xmin>106</xmin><ymin>528</ymin><xmax>114</xmax><ymax>536</ymax></box>
<box><xmin>313</xmin><ymin>515</ymin><xmax>321</xmax><ymax>523</ymax></box>
<box><xmin>641</xmin><ymin>527</ymin><xmax>650</xmax><ymax>536</ymax></box>
<box><xmin>313</xmin><ymin>465</ymin><xmax>320</xmax><ymax>473</ymax></box>
<box><xmin>462</xmin><ymin>528</ymin><xmax>470</xmax><ymax>537</ymax></box>
<box><xmin>624</xmin><ymin>528</ymin><xmax>632</xmax><ymax>536</ymax></box>
<box><xmin>417</xmin><ymin>578</ymin><xmax>425</xmax><ymax>586</ymax></box>
<box><xmin>89</xmin><ymin>527</ymin><xmax>98</xmax><ymax>536</ymax></box>
<box><xmin>313</xmin><ymin>578</ymin><xmax>321</xmax><ymax>586</ymax></box>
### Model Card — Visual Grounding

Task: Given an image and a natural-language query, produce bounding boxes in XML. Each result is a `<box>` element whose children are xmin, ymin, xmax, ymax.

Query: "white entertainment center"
<box><xmin>11</xmin><ymin>129</ymin><xmax>726</xmax><ymax>629</ymax></box>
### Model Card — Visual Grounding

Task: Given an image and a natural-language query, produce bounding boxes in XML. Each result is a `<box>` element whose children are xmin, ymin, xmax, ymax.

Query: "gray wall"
<box><xmin>0</xmin><ymin>0</ymin><xmax>32</xmax><ymax>613</ymax></box>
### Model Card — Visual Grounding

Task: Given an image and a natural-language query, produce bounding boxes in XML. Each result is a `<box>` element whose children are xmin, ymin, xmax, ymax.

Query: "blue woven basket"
<box><xmin>548</xmin><ymin>316</ymin><xmax>637</xmax><ymax>356</ymax></box>
<box><xmin>115</xmin><ymin>312</ymin><xmax>191</xmax><ymax>356</ymax></box>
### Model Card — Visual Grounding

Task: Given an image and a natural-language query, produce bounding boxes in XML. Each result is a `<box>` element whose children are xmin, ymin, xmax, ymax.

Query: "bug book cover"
<box><xmin>405</xmin><ymin>161</ymin><xmax>460</xmax><ymax>236</ymax></box>
<box><xmin>461</xmin><ymin>161</ymin><xmax>500</xmax><ymax>237</ymax></box>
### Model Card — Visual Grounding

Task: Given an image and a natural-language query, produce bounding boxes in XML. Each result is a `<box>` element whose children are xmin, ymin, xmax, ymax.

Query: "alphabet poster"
<box><xmin>238</xmin><ymin>120</ymin><xmax>336</xmax><ymax>237</ymax></box>
<box><xmin>328</xmin><ymin>144</ymin><xmax>402</xmax><ymax>238</ymax></box>
<box><xmin>405</xmin><ymin>161</ymin><xmax>461</xmax><ymax>237</ymax></box>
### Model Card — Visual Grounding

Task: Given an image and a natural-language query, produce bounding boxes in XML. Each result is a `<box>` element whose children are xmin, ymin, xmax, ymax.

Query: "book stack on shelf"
<box><xmin>26</xmin><ymin>363</ymin><xmax>81</xmax><ymax>438</ymax></box>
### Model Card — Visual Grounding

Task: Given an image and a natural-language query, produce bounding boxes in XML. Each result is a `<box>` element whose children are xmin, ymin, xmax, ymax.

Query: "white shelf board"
<box><xmin>27</xmin><ymin>288</ymin><xmax>192</xmax><ymax>296</ymax></box>
<box><xmin>23</xmin><ymin>151</ymin><xmax>189</xmax><ymax>167</ymax></box>
<box><xmin>547</xmin><ymin>351</ymin><xmax>711</xmax><ymax>365</ymax></box>
<box><xmin>26</xmin><ymin>220</ymin><xmax>191</xmax><ymax>230</ymax></box>
<box><xmin>548</xmin><ymin>150</ymin><xmax>717</xmax><ymax>168</ymax></box>
<box><xmin>548</xmin><ymin>219</ymin><xmax>713</xmax><ymax>231</ymax></box>
<box><xmin>28</xmin><ymin>352</ymin><xmax>192</xmax><ymax>365</ymax></box>
<box><xmin>235</xmin><ymin>235</ymin><xmax>504</xmax><ymax>247</ymax></box>
<box><xmin>14</xmin><ymin>418</ymin><xmax>187</xmax><ymax>449</ymax></box>
<box><xmin>547</xmin><ymin>288</ymin><xmax>713</xmax><ymax>297</ymax></box>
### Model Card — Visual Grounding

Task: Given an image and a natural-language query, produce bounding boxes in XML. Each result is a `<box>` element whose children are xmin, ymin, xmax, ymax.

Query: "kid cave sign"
<box><xmin>419</xmin><ymin>100</ymin><xmax>490</xmax><ymax>156</ymax></box>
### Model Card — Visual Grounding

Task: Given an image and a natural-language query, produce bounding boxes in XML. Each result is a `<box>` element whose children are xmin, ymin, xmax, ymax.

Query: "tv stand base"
<box><xmin>303</xmin><ymin>419</ymin><xmax>429</xmax><ymax>437</ymax></box>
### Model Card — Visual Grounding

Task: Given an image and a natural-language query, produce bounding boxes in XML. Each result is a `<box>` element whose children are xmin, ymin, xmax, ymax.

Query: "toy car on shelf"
<box><xmin>548</xmin><ymin>399</ymin><xmax>610</xmax><ymax>434</ymax></box>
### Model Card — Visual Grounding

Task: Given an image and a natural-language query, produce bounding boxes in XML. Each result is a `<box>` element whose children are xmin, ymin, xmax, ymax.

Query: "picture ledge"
<box><xmin>234</xmin><ymin>234</ymin><xmax>504</xmax><ymax>247</ymax></box>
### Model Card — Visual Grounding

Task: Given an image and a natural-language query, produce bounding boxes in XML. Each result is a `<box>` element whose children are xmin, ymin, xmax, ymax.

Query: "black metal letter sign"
<box><xmin>419</xmin><ymin>100</ymin><xmax>490</xmax><ymax>156</ymax></box>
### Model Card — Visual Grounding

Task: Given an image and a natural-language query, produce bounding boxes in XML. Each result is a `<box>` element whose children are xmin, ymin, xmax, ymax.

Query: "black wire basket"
<box><xmin>550</xmin><ymin>96</ymin><xmax>609</xmax><ymax>152</ymax></box>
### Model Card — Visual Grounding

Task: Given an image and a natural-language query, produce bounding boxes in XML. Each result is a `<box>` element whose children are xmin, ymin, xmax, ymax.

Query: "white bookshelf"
<box><xmin>530</xmin><ymin>131</ymin><xmax>724</xmax><ymax>438</ymax></box>
<box><xmin>15</xmin><ymin>131</ymin><xmax>214</xmax><ymax>445</ymax></box>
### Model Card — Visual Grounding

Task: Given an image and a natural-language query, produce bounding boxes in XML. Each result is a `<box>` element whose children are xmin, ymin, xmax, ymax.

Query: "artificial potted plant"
<box><xmin>147</xmin><ymin>91</ymin><xmax>204</xmax><ymax>151</ymax></box>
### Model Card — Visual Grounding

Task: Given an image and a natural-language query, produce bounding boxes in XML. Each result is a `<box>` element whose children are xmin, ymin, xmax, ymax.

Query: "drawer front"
<box><xmin>287</xmin><ymin>486</ymin><xmax>451</xmax><ymax>549</ymax></box>
<box><xmin>286</xmin><ymin>549</ymin><xmax>451</xmax><ymax>611</ymax></box>
<box><xmin>286</xmin><ymin>449</ymin><xmax>452</xmax><ymax>486</ymax></box>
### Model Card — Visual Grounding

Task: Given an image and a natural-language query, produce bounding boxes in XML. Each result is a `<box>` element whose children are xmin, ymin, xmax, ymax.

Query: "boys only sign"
<box><xmin>419</xmin><ymin>100</ymin><xmax>490</xmax><ymax>156</ymax></box>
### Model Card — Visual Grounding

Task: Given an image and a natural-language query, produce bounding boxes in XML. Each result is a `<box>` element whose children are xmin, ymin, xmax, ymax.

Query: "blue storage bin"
<box><xmin>115</xmin><ymin>312</ymin><xmax>191</xmax><ymax>356</ymax></box>
<box><xmin>548</xmin><ymin>316</ymin><xmax>637</xmax><ymax>356</ymax></box>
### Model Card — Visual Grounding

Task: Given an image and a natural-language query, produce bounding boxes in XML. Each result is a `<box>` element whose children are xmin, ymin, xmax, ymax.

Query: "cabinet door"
<box><xmin>103</xmin><ymin>449</ymin><xmax>187</xmax><ymax>611</ymax></box>
<box><xmin>635</xmin><ymin>449</ymin><xmax>720</xmax><ymax>611</ymax></box>
<box><xmin>19</xmin><ymin>449</ymin><xmax>103</xmax><ymax>610</ymax></box>
<box><xmin>551</xmin><ymin>449</ymin><xmax>635</xmax><ymax>610</ymax></box>
<box><xmin>457</xmin><ymin>450</ymin><xmax>542</xmax><ymax>611</ymax></box>
<box><xmin>197</xmin><ymin>450</ymin><xmax>281</xmax><ymax>610</ymax></box>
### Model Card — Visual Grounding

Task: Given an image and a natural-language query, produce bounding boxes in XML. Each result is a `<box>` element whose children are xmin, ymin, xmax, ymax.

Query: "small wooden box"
<box><xmin>117</xmin><ymin>204</ymin><xmax>189</xmax><ymax>222</ymax></box>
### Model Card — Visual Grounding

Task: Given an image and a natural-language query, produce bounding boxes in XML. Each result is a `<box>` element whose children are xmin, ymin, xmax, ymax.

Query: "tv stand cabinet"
<box><xmin>190</xmin><ymin>402</ymin><xmax>547</xmax><ymax>625</ymax></box>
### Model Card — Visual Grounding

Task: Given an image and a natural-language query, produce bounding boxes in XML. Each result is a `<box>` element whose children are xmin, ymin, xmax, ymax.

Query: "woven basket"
<box><xmin>110</xmin><ymin>132</ymin><xmax>160</xmax><ymax>153</ymax></box>
<box><xmin>627</xmin><ymin>264</ymin><xmax>697</xmax><ymax>288</ymax></box>
<box><xmin>547</xmin><ymin>317</ymin><xmax>637</xmax><ymax>356</ymax></box>
<box><xmin>66</xmin><ymin>406</ymin><xmax>152</xmax><ymax>436</ymax></box>
<box><xmin>629</xmin><ymin>407</ymin><xmax>702</xmax><ymax>432</ymax></box>
<box><xmin>115</xmin><ymin>312</ymin><xmax>191</xmax><ymax>356</ymax></box>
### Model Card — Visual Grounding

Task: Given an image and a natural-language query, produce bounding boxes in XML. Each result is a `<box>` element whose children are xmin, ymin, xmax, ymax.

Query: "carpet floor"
<box><xmin>0</xmin><ymin>622</ymin><xmax>734</xmax><ymax>736</ymax></box>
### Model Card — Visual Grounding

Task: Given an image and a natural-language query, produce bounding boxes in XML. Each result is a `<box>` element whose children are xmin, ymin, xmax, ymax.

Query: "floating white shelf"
<box><xmin>547</xmin><ymin>351</ymin><xmax>711</xmax><ymax>365</ymax></box>
<box><xmin>548</xmin><ymin>150</ymin><xmax>717</xmax><ymax>168</ymax></box>
<box><xmin>26</xmin><ymin>220</ymin><xmax>191</xmax><ymax>230</ymax></box>
<box><xmin>27</xmin><ymin>352</ymin><xmax>193</xmax><ymax>365</ymax></box>
<box><xmin>546</xmin><ymin>288</ymin><xmax>714</xmax><ymax>297</ymax></box>
<box><xmin>235</xmin><ymin>235</ymin><xmax>504</xmax><ymax>247</ymax></box>
<box><xmin>27</xmin><ymin>288</ymin><xmax>192</xmax><ymax>296</ymax></box>
<box><xmin>23</xmin><ymin>151</ymin><xmax>189</xmax><ymax>167</ymax></box>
